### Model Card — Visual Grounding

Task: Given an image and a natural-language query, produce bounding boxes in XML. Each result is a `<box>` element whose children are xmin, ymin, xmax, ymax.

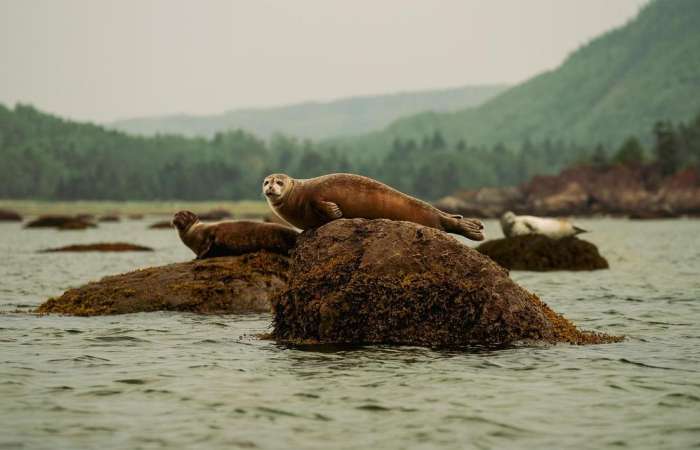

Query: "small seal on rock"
<box><xmin>500</xmin><ymin>211</ymin><xmax>586</xmax><ymax>239</ymax></box>
<box><xmin>172</xmin><ymin>210</ymin><xmax>299</xmax><ymax>259</ymax></box>
<box><xmin>262</xmin><ymin>173</ymin><xmax>484</xmax><ymax>241</ymax></box>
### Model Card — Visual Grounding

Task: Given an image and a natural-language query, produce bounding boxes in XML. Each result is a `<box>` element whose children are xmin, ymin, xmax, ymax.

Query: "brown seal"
<box><xmin>262</xmin><ymin>173</ymin><xmax>484</xmax><ymax>241</ymax></box>
<box><xmin>172</xmin><ymin>210</ymin><xmax>299</xmax><ymax>259</ymax></box>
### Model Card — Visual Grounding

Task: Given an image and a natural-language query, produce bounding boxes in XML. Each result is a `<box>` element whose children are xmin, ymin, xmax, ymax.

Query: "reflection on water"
<box><xmin>1</xmin><ymin>218</ymin><xmax>699</xmax><ymax>449</ymax></box>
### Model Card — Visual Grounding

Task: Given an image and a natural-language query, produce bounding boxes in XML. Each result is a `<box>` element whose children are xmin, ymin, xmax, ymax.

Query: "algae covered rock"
<box><xmin>37</xmin><ymin>252</ymin><xmax>289</xmax><ymax>316</ymax></box>
<box><xmin>272</xmin><ymin>218</ymin><xmax>619</xmax><ymax>347</ymax></box>
<box><xmin>477</xmin><ymin>235</ymin><xmax>609</xmax><ymax>271</ymax></box>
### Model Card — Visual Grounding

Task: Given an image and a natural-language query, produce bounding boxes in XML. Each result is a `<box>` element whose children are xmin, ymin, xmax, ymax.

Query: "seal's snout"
<box><xmin>262</xmin><ymin>178</ymin><xmax>284</xmax><ymax>199</ymax></box>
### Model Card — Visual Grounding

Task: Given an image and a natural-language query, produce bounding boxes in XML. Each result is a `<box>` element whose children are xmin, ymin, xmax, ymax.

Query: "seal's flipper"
<box><xmin>313</xmin><ymin>201</ymin><xmax>343</xmax><ymax>220</ymax></box>
<box><xmin>440</xmin><ymin>216</ymin><xmax>485</xmax><ymax>241</ymax></box>
<box><xmin>524</xmin><ymin>222</ymin><xmax>537</xmax><ymax>233</ymax></box>
<box><xmin>195</xmin><ymin>236</ymin><xmax>214</xmax><ymax>259</ymax></box>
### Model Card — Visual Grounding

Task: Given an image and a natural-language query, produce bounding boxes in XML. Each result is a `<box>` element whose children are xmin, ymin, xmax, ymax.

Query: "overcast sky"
<box><xmin>0</xmin><ymin>0</ymin><xmax>649</xmax><ymax>122</ymax></box>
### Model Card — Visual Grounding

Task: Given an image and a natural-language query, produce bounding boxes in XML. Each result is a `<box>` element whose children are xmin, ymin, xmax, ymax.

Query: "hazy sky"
<box><xmin>0</xmin><ymin>0</ymin><xmax>648</xmax><ymax>122</ymax></box>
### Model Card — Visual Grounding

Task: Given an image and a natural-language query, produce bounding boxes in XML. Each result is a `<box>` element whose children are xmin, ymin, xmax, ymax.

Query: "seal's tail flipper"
<box><xmin>573</xmin><ymin>225</ymin><xmax>587</xmax><ymax>235</ymax></box>
<box><xmin>441</xmin><ymin>216</ymin><xmax>485</xmax><ymax>241</ymax></box>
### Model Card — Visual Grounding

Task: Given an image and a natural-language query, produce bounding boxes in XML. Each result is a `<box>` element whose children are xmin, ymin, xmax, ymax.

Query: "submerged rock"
<box><xmin>148</xmin><ymin>220</ymin><xmax>173</xmax><ymax>229</ymax></box>
<box><xmin>477</xmin><ymin>235</ymin><xmax>609</xmax><ymax>271</ymax></box>
<box><xmin>25</xmin><ymin>215</ymin><xmax>97</xmax><ymax>230</ymax></box>
<box><xmin>197</xmin><ymin>209</ymin><xmax>232</xmax><ymax>221</ymax></box>
<box><xmin>40</xmin><ymin>242</ymin><xmax>154</xmax><ymax>253</ymax></box>
<box><xmin>0</xmin><ymin>208</ymin><xmax>23</xmax><ymax>221</ymax></box>
<box><xmin>272</xmin><ymin>219</ymin><xmax>619</xmax><ymax>347</ymax></box>
<box><xmin>37</xmin><ymin>252</ymin><xmax>289</xmax><ymax>316</ymax></box>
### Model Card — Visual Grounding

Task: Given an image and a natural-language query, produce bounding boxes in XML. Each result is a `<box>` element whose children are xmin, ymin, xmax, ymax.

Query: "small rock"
<box><xmin>40</xmin><ymin>242</ymin><xmax>154</xmax><ymax>252</ymax></box>
<box><xmin>148</xmin><ymin>220</ymin><xmax>173</xmax><ymax>229</ymax></box>
<box><xmin>197</xmin><ymin>209</ymin><xmax>232</xmax><ymax>221</ymax></box>
<box><xmin>477</xmin><ymin>235</ymin><xmax>609</xmax><ymax>271</ymax></box>
<box><xmin>37</xmin><ymin>252</ymin><xmax>289</xmax><ymax>316</ymax></box>
<box><xmin>0</xmin><ymin>208</ymin><xmax>23</xmax><ymax>221</ymax></box>
<box><xmin>25</xmin><ymin>215</ymin><xmax>97</xmax><ymax>229</ymax></box>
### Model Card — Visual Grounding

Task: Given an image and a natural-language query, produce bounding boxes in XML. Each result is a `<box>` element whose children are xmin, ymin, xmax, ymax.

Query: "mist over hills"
<box><xmin>339</xmin><ymin>0</ymin><xmax>700</xmax><ymax>157</ymax></box>
<box><xmin>2</xmin><ymin>0</ymin><xmax>699</xmax><ymax>202</ymax></box>
<box><xmin>109</xmin><ymin>84</ymin><xmax>507</xmax><ymax>140</ymax></box>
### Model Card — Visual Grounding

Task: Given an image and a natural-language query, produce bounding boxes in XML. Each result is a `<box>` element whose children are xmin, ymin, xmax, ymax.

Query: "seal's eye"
<box><xmin>276</xmin><ymin>181</ymin><xmax>284</xmax><ymax>187</ymax></box>
<box><xmin>263</xmin><ymin>181</ymin><xmax>269</xmax><ymax>186</ymax></box>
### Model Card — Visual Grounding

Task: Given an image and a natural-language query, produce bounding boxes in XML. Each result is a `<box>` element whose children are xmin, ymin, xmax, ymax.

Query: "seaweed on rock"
<box><xmin>37</xmin><ymin>252</ymin><xmax>289</xmax><ymax>316</ymax></box>
<box><xmin>476</xmin><ymin>235</ymin><xmax>609</xmax><ymax>271</ymax></box>
<box><xmin>272</xmin><ymin>219</ymin><xmax>620</xmax><ymax>347</ymax></box>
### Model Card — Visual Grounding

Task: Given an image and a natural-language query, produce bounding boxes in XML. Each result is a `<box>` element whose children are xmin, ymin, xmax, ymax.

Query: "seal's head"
<box><xmin>501</xmin><ymin>211</ymin><xmax>516</xmax><ymax>224</ymax></box>
<box><xmin>262</xmin><ymin>174</ymin><xmax>293</xmax><ymax>205</ymax></box>
<box><xmin>172</xmin><ymin>210</ymin><xmax>199</xmax><ymax>232</ymax></box>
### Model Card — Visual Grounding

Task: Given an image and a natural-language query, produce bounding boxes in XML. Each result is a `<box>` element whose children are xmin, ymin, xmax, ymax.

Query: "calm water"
<box><xmin>1</xmin><ymin>218</ymin><xmax>699</xmax><ymax>450</ymax></box>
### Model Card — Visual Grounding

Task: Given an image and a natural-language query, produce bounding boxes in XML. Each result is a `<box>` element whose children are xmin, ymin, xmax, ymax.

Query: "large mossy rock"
<box><xmin>272</xmin><ymin>219</ymin><xmax>620</xmax><ymax>347</ymax></box>
<box><xmin>477</xmin><ymin>235</ymin><xmax>609</xmax><ymax>271</ymax></box>
<box><xmin>37</xmin><ymin>252</ymin><xmax>289</xmax><ymax>316</ymax></box>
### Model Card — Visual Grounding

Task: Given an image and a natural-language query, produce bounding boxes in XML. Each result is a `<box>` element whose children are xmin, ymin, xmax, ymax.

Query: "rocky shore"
<box><xmin>435</xmin><ymin>164</ymin><xmax>700</xmax><ymax>218</ymax></box>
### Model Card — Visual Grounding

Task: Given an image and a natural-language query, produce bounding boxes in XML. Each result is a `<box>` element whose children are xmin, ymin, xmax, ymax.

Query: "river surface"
<box><xmin>1</xmin><ymin>218</ymin><xmax>699</xmax><ymax>449</ymax></box>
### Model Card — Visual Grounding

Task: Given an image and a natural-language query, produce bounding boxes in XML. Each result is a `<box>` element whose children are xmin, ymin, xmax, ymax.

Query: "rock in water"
<box><xmin>37</xmin><ymin>252</ymin><xmax>289</xmax><ymax>316</ymax></box>
<box><xmin>148</xmin><ymin>220</ymin><xmax>173</xmax><ymax>229</ymax></box>
<box><xmin>25</xmin><ymin>215</ymin><xmax>97</xmax><ymax>229</ymax></box>
<box><xmin>0</xmin><ymin>209</ymin><xmax>22</xmax><ymax>221</ymax></box>
<box><xmin>40</xmin><ymin>242</ymin><xmax>154</xmax><ymax>252</ymax></box>
<box><xmin>272</xmin><ymin>219</ymin><xmax>619</xmax><ymax>347</ymax></box>
<box><xmin>477</xmin><ymin>235</ymin><xmax>609</xmax><ymax>271</ymax></box>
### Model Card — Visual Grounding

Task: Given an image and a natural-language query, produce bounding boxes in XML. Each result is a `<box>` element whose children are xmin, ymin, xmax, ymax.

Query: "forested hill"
<box><xmin>338</xmin><ymin>0</ymin><xmax>700</xmax><ymax>157</ymax></box>
<box><xmin>109</xmin><ymin>84</ymin><xmax>507</xmax><ymax>140</ymax></box>
<box><xmin>2</xmin><ymin>102</ymin><xmax>698</xmax><ymax>201</ymax></box>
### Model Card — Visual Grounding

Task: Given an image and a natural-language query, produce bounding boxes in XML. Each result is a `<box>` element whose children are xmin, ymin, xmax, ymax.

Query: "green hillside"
<box><xmin>340</xmin><ymin>0</ymin><xmax>700</xmax><ymax>156</ymax></box>
<box><xmin>109</xmin><ymin>84</ymin><xmax>506</xmax><ymax>140</ymax></box>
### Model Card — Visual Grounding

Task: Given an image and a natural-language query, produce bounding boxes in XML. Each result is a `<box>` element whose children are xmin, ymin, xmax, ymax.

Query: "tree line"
<box><xmin>1</xmin><ymin>103</ymin><xmax>699</xmax><ymax>201</ymax></box>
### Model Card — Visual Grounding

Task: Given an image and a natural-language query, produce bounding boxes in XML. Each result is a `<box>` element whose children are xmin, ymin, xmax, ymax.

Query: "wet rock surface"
<box><xmin>40</xmin><ymin>242</ymin><xmax>154</xmax><ymax>253</ymax></box>
<box><xmin>272</xmin><ymin>219</ymin><xmax>620</xmax><ymax>347</ymax></box>
<box><xmin>477</xmin><ymin>235</ymin><xmax>609</xmax><ymax>271</ymax></box>
<box><xmin>37</xmin><ymin>252</ymin><xmax>289</xmax><ymax>316</ymax></box>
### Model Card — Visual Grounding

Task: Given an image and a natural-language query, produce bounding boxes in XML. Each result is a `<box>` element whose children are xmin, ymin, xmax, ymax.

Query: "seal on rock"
<box><xmin>172</xmin><ymin>210</ymin><xmax>299</xmax><ymax>259</ymax></box>
<box><xmin>500</xmin><ymin>211</ymin><xmax>586</xmax><ymax>239</ymax></box>
<box><xmin>262</xmin><ymin>173</ymin><xmax>484</xmax><ymax>241</ymax></box>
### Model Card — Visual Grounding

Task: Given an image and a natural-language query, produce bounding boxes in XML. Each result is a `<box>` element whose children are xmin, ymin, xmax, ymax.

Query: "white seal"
<box><xmin>500</xmin><ymin>211</ymin><xmax>586</xmax><ymax>239</ymax></box>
